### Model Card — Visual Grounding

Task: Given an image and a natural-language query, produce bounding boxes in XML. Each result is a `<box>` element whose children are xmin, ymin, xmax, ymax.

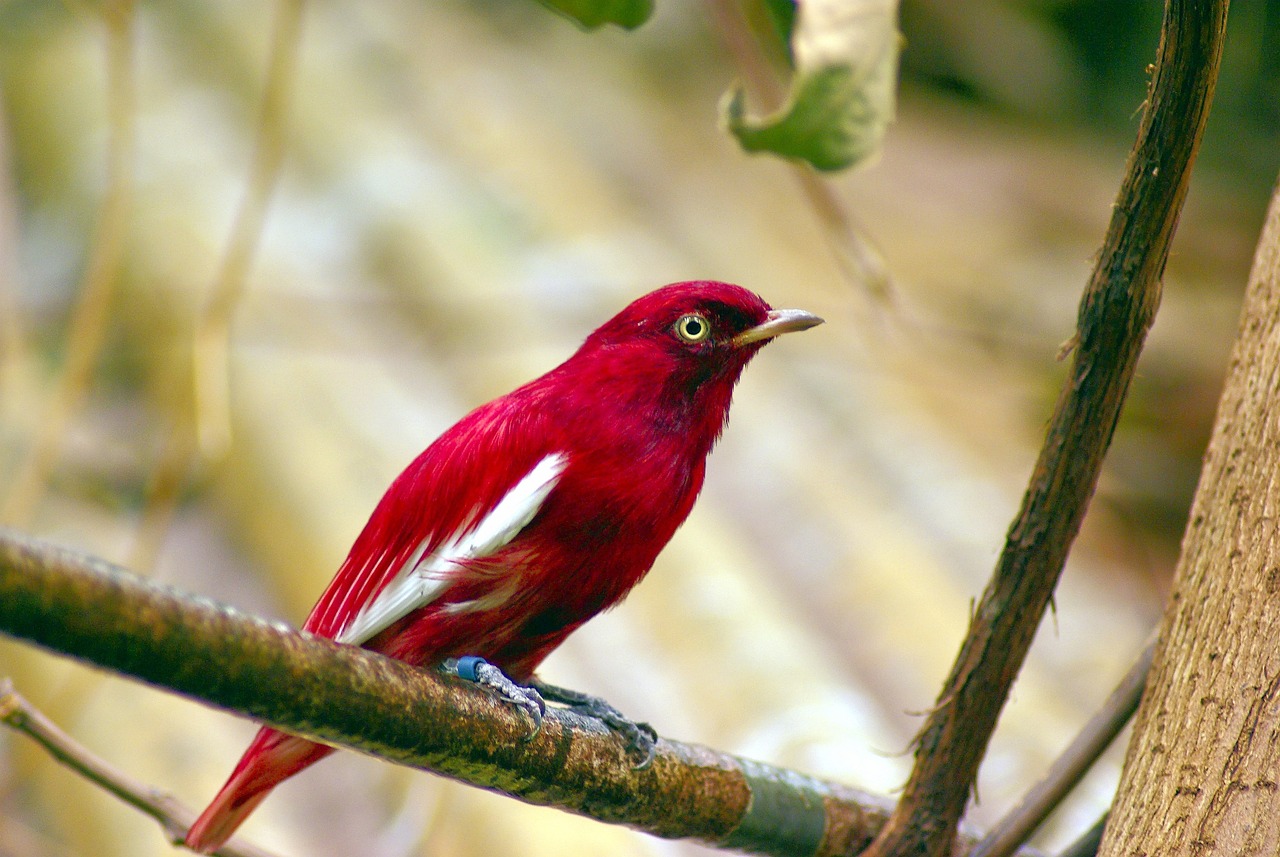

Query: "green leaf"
<box><xmin>537</xmin><ymin>0</ymin><xmax>654</xmax><ymax>30</ymax></box>
<box><xmin>761</xmin><ymin>0</ymin><xmax>799</xmax><ymax>66</ymax></box>
<box><xmin>724</xmin><ymin>0</ymin><xmax>900</xmax><ymax>172</ymax></box>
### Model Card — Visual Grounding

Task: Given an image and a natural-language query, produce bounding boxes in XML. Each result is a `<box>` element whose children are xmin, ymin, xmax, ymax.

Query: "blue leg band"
<box><xmin>453</xmin><ymin>655</ymin><xmax>487</xmax><ymax>682</ymax></box>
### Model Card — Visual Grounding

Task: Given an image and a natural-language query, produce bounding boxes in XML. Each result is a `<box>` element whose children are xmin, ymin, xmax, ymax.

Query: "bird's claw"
<box><xmin>532</xmin><ymin>679</ymin><xmax>658</xmax><ymax>768</ymax></box>
<box><xmin>609</xmin><ymin>716</ymin><xmax>658</xmax><ymax>769</ymax></box>
<box><xmin>442</xmin><ymin>656</ymin><xmax>545</xmax><ymax>737</ymax></box>
<box><xmin>440</xmin><ymin>660</ymin><xmax>657</xmax><ymax>765</ymax></box>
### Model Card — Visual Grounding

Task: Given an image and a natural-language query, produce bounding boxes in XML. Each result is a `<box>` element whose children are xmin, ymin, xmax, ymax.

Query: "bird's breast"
<box><xmin>536</xmin><ymin>436</ymin><xmax>705</xmax><ymax>576</ymax></box>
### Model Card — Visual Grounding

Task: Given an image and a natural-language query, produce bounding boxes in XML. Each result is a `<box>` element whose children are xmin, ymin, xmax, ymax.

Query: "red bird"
<box><xmin>186</xmin><ymin>281</ymin><xmax>821</xmax><ymax>852</ymax></box>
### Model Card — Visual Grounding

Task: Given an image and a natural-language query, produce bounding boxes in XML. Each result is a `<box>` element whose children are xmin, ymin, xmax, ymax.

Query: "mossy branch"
<box><xmin>0</xmin><ymin>527</ymin><xmax>907</xmax><ymax>857</ymax></box>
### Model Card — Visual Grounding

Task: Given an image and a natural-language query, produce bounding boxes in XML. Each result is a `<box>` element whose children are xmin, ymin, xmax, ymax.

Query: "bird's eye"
<box><xmin>674</xmin><ymin>313</ymin><xmax>711</xmax><ymax>343</ymax></box>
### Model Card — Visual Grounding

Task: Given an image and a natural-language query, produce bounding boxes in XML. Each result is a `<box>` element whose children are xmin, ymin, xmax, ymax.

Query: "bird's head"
<box><xmin>583</xmin><ymin>280</ymin><xmax>822</xmax><ymax>367</ymax></box>
<box><xmin>565</xmin><ymin>281</ymin><xmax>822</xmax><ymax>441</ymax></box>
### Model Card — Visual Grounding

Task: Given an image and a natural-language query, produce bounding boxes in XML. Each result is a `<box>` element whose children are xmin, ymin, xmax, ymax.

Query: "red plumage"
<box><xmin>186</xmin><ymin>281</ymin><xmax>821</xmax><ymax>852</ymax></box>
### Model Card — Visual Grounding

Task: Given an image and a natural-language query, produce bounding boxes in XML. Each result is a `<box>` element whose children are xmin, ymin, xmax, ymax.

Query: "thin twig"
<box><xmin>793</xmin><ymin>168</ymin><xmax>893</xmax><ymax>299</ymax></box>
<box><xmin>0</xmin><ymin>109</ymin><xmax>32</xmax><ymax>415</ymax></box>
<box><xmin>1055</xmin><ymin>815</ymin><xmax>1107</xmax><ymax>857</ymax></box>
<box><xmin>969</xmin><ymin>635</ymin><xmax>1156</xmax><ymax>857</ymax></box>
<box><xmin>125</xmin><ymin>411</ymin><xmax>198</xmax><ymax>573</ymax></box>
<box><xmin>703</xmin><ymin>0</ymin><xmax>787</xmax><ymax>108</ymax></box>
<box><xmin>1</xmin><ymin>0</ymin><xmax>137</xmax><ymax>526</ymax></box>
<box><xmin>193</xmin><ymin>0</ymin><xmax>305</xmax><ymax>459</ymax></box>
<box><xmin>130</xmin><ymin>0</ymin><xmax>305</xmax><ymax>571</ymax></box>
<box><xmin>0</xmin><ymin>679</ymin><xmax>282</xmax><ymax>857</ymax></box>
<box><xmin>863</xmin><ymin>2</ymin><xmax>1229</xmax><ymax>855</ymax></box>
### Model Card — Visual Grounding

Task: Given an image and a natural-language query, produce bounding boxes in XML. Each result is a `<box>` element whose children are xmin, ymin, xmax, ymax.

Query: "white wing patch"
<box><xmin>337</xmin><ymin>452</ymin><xmax>567</xmax><ymax>646</ymax></box>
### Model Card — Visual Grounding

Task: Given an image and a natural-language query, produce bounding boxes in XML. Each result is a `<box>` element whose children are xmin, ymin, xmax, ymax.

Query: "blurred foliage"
<box><xmin>536</xmin><ymin>0</ymin><xmax>655</xmax><ymax>30</ymax></box>
<box><xmin>725</xmin><ymin>0</ymin><xmax>900</xmax><ymax>172</ymax></box>
<box><xmin>2</xmin><ymin>2</ymin><xmax>1275</xmax><ymax>192</ymax></box>
<box><xmin>900</xmin><ymin>0</ymin><xmax>1279</xmax><ymax>195</ymax></box>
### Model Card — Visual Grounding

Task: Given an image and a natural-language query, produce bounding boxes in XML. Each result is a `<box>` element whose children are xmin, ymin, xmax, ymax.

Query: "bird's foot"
<box><xmin>531</xmin><ymin>678</ymin><xmax>657</xmax><ymax>768</ymax></box>
<box><xmin>441</xmin><ymin>656</ymin><xmax>545</xmax><ymax>736</ymax></box>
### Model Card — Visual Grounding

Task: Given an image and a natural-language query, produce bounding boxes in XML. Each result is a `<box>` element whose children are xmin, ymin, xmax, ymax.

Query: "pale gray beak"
<box><xmin>733</xmin><ymin>308</ymin><xmax>824</xmax><ymax>346</ymax></box>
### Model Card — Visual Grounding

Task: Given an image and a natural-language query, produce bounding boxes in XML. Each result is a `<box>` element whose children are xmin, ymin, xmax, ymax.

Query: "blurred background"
<box><xmin>0</xmin><ymin>1</ymin><xmax>1276</xmax><ymax>855</ymax></box>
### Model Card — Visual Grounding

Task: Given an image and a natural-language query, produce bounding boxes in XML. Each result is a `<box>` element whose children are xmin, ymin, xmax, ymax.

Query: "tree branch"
<box><xmin>0</xmin><ymin>527</ymin><xmax>907</xmax><ymax>857</ymax></box>
<box><xmin>0</xmin><ymin>680</ymin><xmax>282</xmax><ymax>857</ymax></box>
<box><xmin>863</xmin><ymin>1</ymin><xmax>1229</xmax><ymax>855</ymax></box>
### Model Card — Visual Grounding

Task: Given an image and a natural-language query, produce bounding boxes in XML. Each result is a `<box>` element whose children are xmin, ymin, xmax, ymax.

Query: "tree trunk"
<box><xmin>1101</xmin><ymin>179</ymin><xmax>1280</xmax><ymax>854</ymax></box>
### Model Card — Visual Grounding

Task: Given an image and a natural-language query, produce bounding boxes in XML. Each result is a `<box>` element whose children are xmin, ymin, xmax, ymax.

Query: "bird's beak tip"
<box><xmin>733</xmin><ymin>308</ymin><xmax>824</xmax><ymax>346</ymax></box>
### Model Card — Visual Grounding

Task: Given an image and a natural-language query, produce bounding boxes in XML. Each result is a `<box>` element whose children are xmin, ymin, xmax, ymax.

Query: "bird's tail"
<box><xmin>186</xmin><ymin>726</ymin><xmax>335</xmax><ymax>854</ymax></box>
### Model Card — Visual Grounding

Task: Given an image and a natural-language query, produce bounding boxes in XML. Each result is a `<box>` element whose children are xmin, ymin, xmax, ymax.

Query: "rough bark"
<box><xmin>1100</xmin><ymin>182</ymin><xmax>1280</xmax><ymax>854</ymax></box>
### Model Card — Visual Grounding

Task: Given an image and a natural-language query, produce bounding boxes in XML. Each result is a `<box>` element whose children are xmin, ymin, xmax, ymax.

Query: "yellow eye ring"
<box><xmin>674</xmin><ymin>313</ymin><xmax>711</xmax><ymax>343</ymax></box>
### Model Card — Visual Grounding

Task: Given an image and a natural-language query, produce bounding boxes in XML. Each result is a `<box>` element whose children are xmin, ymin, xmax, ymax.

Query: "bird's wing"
<box><xmin>300</xmin><ymin>397</ymin><xmax>565</xmax><ymax>644</ymax></box>
<box><xmin>335</xmin><ymin>451</ymin><xmax>565</xmax><ymax>645</ymax></box>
